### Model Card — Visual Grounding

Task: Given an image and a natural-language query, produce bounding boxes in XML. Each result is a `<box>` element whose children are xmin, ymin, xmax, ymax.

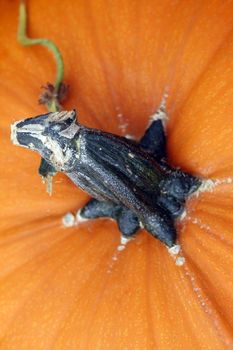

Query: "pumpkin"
<box><xmin>1</xmin><ymin>0</ymin><xmax>233</xmax><ymax>349</ymax></box>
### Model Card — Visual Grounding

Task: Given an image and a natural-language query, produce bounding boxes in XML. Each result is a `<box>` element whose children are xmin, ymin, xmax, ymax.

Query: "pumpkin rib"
<box><xmin>145</xmin><ymin>238</ymin><xmax>160</xmax><ymax>350</ymax></box>
<box><xmin>186</xmin><ymin>267</ymin><xmax>233</xmax><ymax>338</ymax></box>
<box><xmin>181</xmin><ymin>219</ymin><xmax>233</xmax><ymax>252</ymax></box>
<box><xmin>145</xmin><ymin>241</ymin><xmax>202</xmax><ymax>350</ymax></box>
<box><xmin>182</xmin><ymin>261</ymin><xmax>233</xmax><ymax>347</ymax></box>
<box><xmin>0</xmin><ymin>216</ymin><xmax>62</xmax><ymax>245</ymax></box>
<box><xmin>50</xmin><ymin>258</ymin><xmax>121</xmax><ymax>350</ymax></box>
<box><xmin>170</xmin><ymin>24</ymin><xmax>233</xmax><ymax>126</ymax></box>
<box><xmin>183</xmin><ymin>233</ymin><xmax>233</xmax><ymax>330</ymax></box>
<box><xmin>81</xmin><ymin>2</ymin><xmax>125</xmax><ymax>132</ymax></box>
<box><xmin>0</xmin><ymin>225</ymin><xmax>78</xmax><ymax>279</ymax></box>
<box><xmin>0</xmin><ymin>230</ymin><xmax>84</xmax><ymax>338</ymax></box>
<box><xmin>201</xmin><ymin>204</ymin><xmax>233</xmax><ymax>217</ymax></box>
<box><xmin>89</xmin><ymin>239</ymin><xmax>161</xmax><ymax>350</ymax></box>
<box><xmin>209</xmin><ymin>164</ymin><xmax>233</xmax><ymax>178</ymax></box>
<box><xmin>168</xmin><ymin>30</ymin><xmax>233</xmax><ymax>174</ymax></box>
<box><xmin>183</xmin><ymin>223</ymin><xmax>233</xmax><ymax>267</ymax></box>
<box><xmin>190</xmin><ymin>202</ymin><xmax>233</xmax><ymax>228</ymax></box>
<box><xmin>208</xmin><ymin>159</ymin><xmax>233</xmax><ymax>177</ymax></box>
<box><xmin>146</xmin><ymin>241</ymin><xmax>232</xmax><ymax>350</ymax></box>
<box><xmin>196</xmin><ymin>207</ymin><xmax>233</xmax><ymax>228</ymax></box>
<box><xmin>1</xmin><ymin>235</ymin><xmax>125</xmax><ymax>350</ymax></box>
<box><xmin>0</xmin><ymin>224</ymin><xmax>118</xmax><ymax>345</ymax></box>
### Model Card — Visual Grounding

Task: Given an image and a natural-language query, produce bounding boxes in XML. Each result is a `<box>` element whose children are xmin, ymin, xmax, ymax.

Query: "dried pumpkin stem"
<box><xmin>18</xmin><ymin>1</ymin><xmax>64</xmax><ymax>96</ymax></box>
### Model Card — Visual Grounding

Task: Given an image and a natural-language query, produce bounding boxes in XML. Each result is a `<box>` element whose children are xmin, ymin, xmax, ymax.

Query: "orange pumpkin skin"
<box><xmin>1</xmin><ymin>1</ymin><xmax>233</xmax><ymax>349</ymax></box>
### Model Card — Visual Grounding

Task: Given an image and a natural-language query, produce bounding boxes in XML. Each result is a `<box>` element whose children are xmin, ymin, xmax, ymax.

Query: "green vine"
<box><xmin>17</xmin><ymin>1</ymin><xmax>66</xmax><ymax>192</ymax></box>
<box><xmin>18</xmin><ymin>1</ymin><xmax>64</xmax><ymax>102</ymax></box>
